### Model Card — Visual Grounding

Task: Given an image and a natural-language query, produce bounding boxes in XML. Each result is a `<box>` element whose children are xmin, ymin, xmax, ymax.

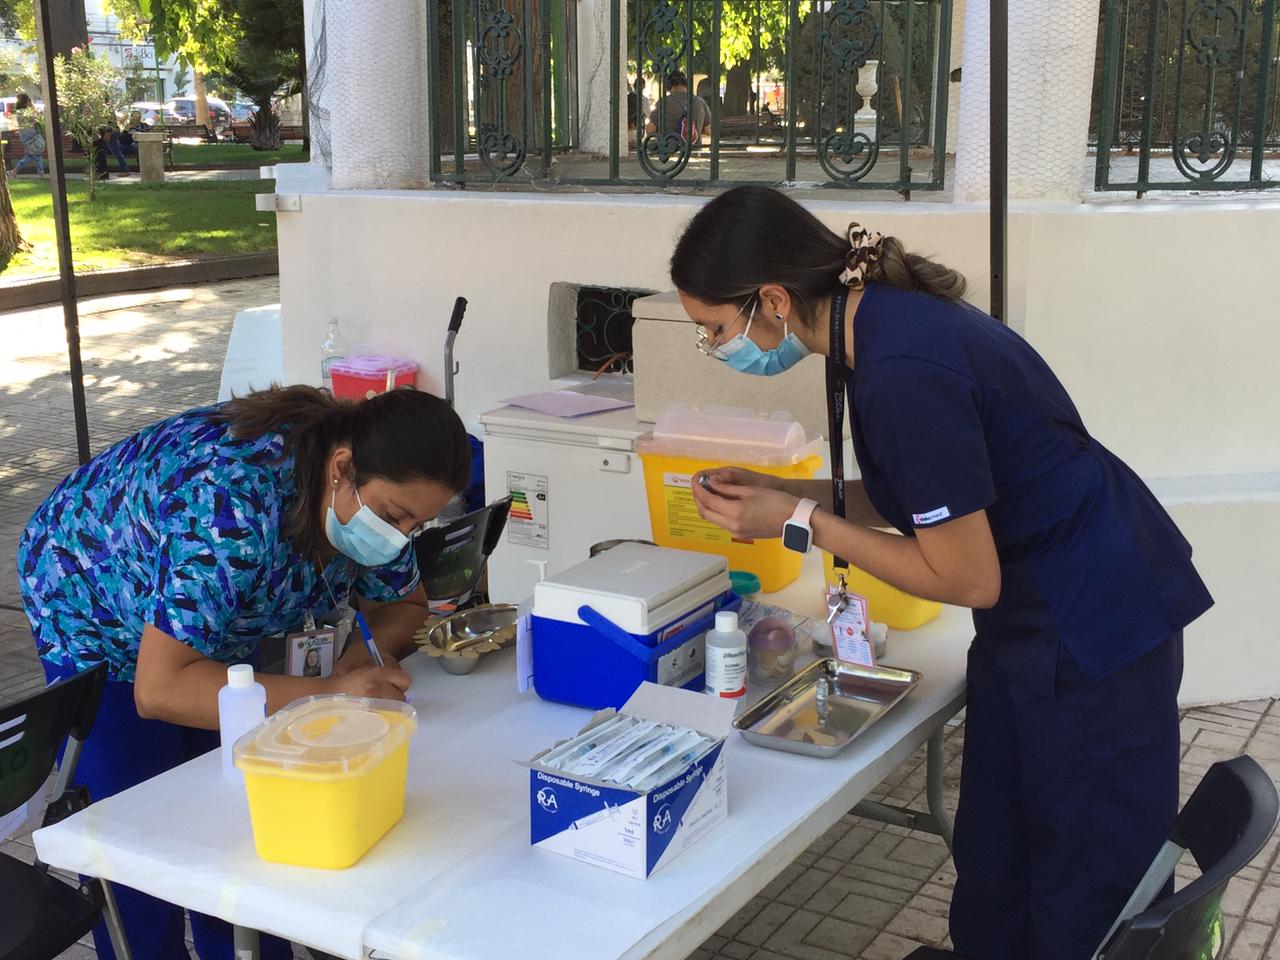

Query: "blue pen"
<box><xmin>353</xmin><ymin>612</ymin><xmax>385</xmax><ymax>668</ymax></box>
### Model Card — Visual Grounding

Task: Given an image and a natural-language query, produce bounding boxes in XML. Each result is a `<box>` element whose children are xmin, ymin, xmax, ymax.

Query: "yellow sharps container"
<box><xmin>636</xmin><ymin>408</ymin><xmax>823</xmax><ymax>593</ymax></box>
<box><xmin>234</xmin><ymin>694</ymin><xmax>417</xmax><ymax>869</ymax></box>
<box><xmin>822</xmin><ymin>552</ymin><xmax>941</xmax><ymax>630</ymax></box>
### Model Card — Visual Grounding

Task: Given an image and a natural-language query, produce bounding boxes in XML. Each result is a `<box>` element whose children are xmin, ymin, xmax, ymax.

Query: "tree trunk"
<box><xmin>194</xmin><ymin>71</ymin><xmax>211</xmax><ymax>129</ymax></box>
<box><xmin>298</xmin><ymin>42</ymin><xmax>310</xmax><ymax>153</ymax></box>
<box><xmin>0</xmin><ymin>160</ymin><xmax>27</xmax><ymax>266</ymax></box>
<box><xmin>250</xmin><ymin>99</ymin><xmax>283</xmax><ymax>150</ymax></box>
<box><xmin>723</xmin><ymin>63</ymin><xmax>752</xmax><ymax>117</ymax></box>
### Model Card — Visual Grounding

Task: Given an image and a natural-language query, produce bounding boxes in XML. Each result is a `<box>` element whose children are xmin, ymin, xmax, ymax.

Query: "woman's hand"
<box><xmin>693</xmin><ymin>466</ymin><xmax>791</xmax><ymax>495</ymax></box>
<box><xmin>332</xmin><ymin>640</ymin><xmax>401</xmax><ymax>677</ymax></box>
<box><xmin>691</xmin><ymin>475</ymin><xmax>799</xmax><ymax>540</ymax></box>
<box><xmin>329</xmin><ymin>663</ymin><xmax>413</xmax><ymax>701</ymax></box>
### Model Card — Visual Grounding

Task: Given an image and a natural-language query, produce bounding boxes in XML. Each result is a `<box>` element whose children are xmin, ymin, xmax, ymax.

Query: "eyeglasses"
<box><xmin>695</xmin><ymin>297</ymin><xmax>757</xmax><ymax>360</ymax></box>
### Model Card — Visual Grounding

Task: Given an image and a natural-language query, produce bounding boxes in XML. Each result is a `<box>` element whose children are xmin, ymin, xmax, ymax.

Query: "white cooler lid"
<box><xmin>533</xmin><ymin>543</ymin><xmax>729</xmax><ymax>635</ymax></box>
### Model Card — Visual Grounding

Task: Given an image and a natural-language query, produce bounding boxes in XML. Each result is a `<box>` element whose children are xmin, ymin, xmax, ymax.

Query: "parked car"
<box><xmin>163</xmin><ymin>96</ymin><xmax>232</xmax><ymax>135</ymax></box>
<box><xmin>127</xmin><ymin>101</ymin><xmax>165</xmax><ymax>127</ymax></box>
<box><xmin>0</xmin><ymin>95</ymin><xmax>43</xmax><ymax>132</ymax></box>
<box><xmin>230</xmin><ymin>101</ymin><xmax>259</xmax><ymax>123</ymax></box>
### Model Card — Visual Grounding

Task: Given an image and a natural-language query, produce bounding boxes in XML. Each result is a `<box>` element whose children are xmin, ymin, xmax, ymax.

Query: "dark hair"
<box><xmin>666</xmin><ymin>71</ymin><xmax>689</xmax><ymax>89</ymax></box>
<box><xmin>670</xmin><ymin>186</ymin><xmax>967</xmax><ymax>323</ymax></box>
<box><xmin>15</xmin><ymin>92</ymin><xmax>31</xmax><ymax>110</ymax></box>
<box><xmin>215</xmin><ymin>385</ymin><xmax>471</xmax><ymax>558</ymax></box>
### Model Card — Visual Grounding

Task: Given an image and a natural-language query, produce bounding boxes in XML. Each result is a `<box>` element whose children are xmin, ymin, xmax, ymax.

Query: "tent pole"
<box><xmin>34</xmin><ymin>0</ymin><xmax>92</xmax><ymax>464</ymax></box>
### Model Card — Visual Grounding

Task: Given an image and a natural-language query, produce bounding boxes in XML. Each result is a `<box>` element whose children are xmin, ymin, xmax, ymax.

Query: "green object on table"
<box><xmin>730</xmin><ymin>570</ymin><xmax>762</xmax><ymax>597</ymax></box>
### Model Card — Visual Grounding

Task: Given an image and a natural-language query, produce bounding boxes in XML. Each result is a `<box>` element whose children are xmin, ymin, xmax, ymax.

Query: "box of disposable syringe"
<box><xmin>527</xmin><ymin>682</ymin><xmax>737</xmax><ymax>879</ymax></box>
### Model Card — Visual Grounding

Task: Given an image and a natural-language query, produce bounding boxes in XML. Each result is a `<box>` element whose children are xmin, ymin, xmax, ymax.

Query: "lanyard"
<box><xmin>825</xmin><ymin>287</ymin><xmax>850</xmax><ymax>577</ymax></box>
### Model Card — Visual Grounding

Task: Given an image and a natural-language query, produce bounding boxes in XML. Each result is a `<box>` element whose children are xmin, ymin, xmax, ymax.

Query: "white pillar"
<box><xmin>945</xmin><ymin>0</ymin><xmax>966</xmax><ymax>156</ymax></box>
<box><xmin>952</xmin><ymin>0</ymin><xmax>990</xmax><ymax>202</ymax></box>
<box><xmin>304</xmin><ymin>0</ymin><xmax>332</xmax><ymax>172</ymax></box>
<box><xmin>954</xmin><ymin>0</ymin><xmax>1102</xmax><ymax>203</ymax></box>
<box><xmin>578</xmin><ymin>0</ymin><xmax>627</xmax><ymax>156</ymax></box>
<box><xmin>327</xmin><ymin>0</ymin><xmax>430</xmax><ymax>189</ymax></box>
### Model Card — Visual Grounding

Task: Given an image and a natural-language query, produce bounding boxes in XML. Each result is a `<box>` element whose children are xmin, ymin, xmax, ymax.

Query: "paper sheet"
<box><xmin>501</xmin><ymin>391</ymin><xmax>633</xmax><ymax>419</ymax></box>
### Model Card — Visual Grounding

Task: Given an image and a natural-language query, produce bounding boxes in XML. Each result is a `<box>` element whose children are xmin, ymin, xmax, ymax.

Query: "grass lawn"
<box><xmin>170</xmin><ymin>143</ymin><xmax>309</xmax><ymax>169</ymax></box>
<box><xmin>1</xmin><ymin>178</ymin><xmax>277</xmax><ymax>280</ymax></box>
<box><xmin>48</xmin><ymin>142</ymin><xmax>308</xmax><ymax>172</ymax></box>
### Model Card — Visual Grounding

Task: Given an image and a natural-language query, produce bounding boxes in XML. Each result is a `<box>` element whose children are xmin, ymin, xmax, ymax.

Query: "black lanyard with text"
<box><xmin>825</xmin><ymin>287</ymin><xmax>850</xmax><ymax>581</ymax></box>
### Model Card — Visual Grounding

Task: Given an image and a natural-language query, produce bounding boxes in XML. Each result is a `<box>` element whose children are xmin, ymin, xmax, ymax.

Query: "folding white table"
<box><xmin>34</xmin><ymin>560</ymin><xmax>969</xmax><ymax>960</ymax></box>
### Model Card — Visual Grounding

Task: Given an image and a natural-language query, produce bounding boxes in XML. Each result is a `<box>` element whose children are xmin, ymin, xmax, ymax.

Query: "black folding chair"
<box><xmin>906</xmin><ymin>754</ymin><xmax>1280</xmax><ymax>960</ymax></box>
<box><xmin>0</xmin><ymin>663</ymin><xmax>133</xmax><ymax>960</ymax></box>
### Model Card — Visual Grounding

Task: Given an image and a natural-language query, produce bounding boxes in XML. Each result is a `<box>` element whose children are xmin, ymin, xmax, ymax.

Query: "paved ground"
<box><xmin>1</xmin><ymin>279</ymin><xmax>1278</xmax><ymax>960</ymax></box>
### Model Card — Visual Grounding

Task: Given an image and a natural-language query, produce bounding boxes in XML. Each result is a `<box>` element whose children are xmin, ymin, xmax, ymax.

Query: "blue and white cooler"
<box><xmin>531</xmin><ymin>543</ymin><xmax>736</xmax><ymax>709</ymax></box>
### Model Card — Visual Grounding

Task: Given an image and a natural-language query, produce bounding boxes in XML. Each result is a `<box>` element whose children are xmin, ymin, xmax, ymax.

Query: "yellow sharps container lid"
<box><xmin>234</xmin><ymin>694</ymin><xmax>417</xmax><ymax>780</ymax></box>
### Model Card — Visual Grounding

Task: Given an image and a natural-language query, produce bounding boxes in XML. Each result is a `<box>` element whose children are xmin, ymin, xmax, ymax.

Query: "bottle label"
<box><xmin>705</xmin><ymin>643</ymin><xmax>747</xmax><ymax>698</ymax></box>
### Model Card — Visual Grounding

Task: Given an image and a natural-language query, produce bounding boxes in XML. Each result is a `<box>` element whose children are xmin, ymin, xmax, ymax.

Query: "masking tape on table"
<box><xmin>81</xmin><ymin>797</ymin><xmax>113</xmax><ymax>877</ymax></box>
<box><xmin>217</xmin><ymin>875</ymin><xmax>243</xmax><ymax>919</ymax></box>
<box><xmin>393</xmin><ymin>917</ymin><xmax>448</xmax><ymax>960</ymax></box>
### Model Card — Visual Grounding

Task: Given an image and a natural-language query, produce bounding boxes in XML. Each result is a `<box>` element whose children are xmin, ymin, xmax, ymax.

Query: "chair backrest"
<box><xmin>1100</xmin><ymin>756</ymin><xmax>1280</xmax><ymax>960</ymax></box>
<box><xmin>0</xmin><ymin>664</ymin><xmax>107</xmax><ymax>818</ymax></box>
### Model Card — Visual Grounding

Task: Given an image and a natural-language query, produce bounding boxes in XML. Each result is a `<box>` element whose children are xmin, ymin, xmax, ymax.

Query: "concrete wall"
<box><xmin>270</xmin><ymin>163</ymin><xmax>1280</xmax><ymax>704</ymax></box>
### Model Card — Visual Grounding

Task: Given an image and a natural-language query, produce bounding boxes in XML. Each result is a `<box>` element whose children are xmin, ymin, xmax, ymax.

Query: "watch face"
<box><xmin>782</xmin><ymin>522</ymin><xmax>809</xmax><ymax>553</ymax></box>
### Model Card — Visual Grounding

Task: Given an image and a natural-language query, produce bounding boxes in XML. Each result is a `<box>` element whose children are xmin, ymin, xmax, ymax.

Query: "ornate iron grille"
<box><xmin>1093</xmin><ymin>0</ymin><xmax>1280</xmax><ymax>193</ymax></box>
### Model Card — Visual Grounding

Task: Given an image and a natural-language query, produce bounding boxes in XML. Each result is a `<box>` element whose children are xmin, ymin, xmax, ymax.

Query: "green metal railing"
<box><xmin>1094</xmin><ymin>0</ymin><xmax>1280</xmax><ymax>194</ymax></box>
<box><xmin>426</xmin><ymin>0</ymin><xmax>953</xmax><ymax>192</ymax></box>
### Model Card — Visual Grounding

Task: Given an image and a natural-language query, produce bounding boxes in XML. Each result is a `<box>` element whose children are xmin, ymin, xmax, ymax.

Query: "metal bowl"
<box><xmin>412</xmin><ymin>604</ymin><xmax>518</xmax><ymax>675</ymax></box>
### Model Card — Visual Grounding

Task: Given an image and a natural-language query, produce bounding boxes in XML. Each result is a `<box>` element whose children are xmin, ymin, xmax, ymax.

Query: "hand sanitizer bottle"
<box><xmin>704</xmin><ymin>611</ymin><xmax>748</xmax><ymax>699</ymax></box>
<box><xmin>219</xmin><ymin>664</ymin><xmax>266</xmax><ymax>783</ymax></box>
<box><xmin>320</xmin><ymin>318</ymin><xmax>347</xmax><ymax>392</ymax></box>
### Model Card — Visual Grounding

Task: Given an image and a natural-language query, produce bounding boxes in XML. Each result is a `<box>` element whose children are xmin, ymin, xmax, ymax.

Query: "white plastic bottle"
<box><xmin>704</xmin><ymin>611</ymin><xmax>748</xmax><ymax>699</ymax></box>
<box><xmin>319</xmin><ymin>318</ymin><xmax>348</xmax><ymax>392</ymax></box>
<box><xmin>219</xmin><ymin>664</ymin><xmax>266</xmax><ymax>783</ymax></box>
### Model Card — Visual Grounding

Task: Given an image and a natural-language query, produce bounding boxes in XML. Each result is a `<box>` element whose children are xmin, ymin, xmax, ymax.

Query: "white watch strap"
<box><xmin>791</xmin><ymin>498</ymin><xmax>818</xmax><ymax>529</ymax></box>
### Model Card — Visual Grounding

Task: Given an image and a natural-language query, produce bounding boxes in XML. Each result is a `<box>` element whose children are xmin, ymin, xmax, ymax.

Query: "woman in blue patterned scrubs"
<box><xmin>17</xmin><ymin>385</ymin><xmax>471</xmax><ymax>960</ymax></box>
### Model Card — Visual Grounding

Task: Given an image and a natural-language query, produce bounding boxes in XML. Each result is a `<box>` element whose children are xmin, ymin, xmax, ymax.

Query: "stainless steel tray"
<box><xmin>733</xmin><ymin>658</ymin><xmax>922</xmax><ymax>757</ymax></box>
<box><xmin>412</xmin><ymin>604</ymin><xmax>518</xmax><ymax>675</ymax></box>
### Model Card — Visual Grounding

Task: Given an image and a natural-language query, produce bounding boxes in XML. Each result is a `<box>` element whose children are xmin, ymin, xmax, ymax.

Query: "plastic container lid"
<box><xmin>234</xmin><ymin>694</ymin><xmax>417</xmax><ymax>778</ymax></box>
<box><xmin>729</xmin><ymin>570</ymin><xmax>762</xmax><ymax>597</ymax></box>
<box><xmin>227</xmin><ymin>664</ymin><xmax>255</xmax><ymax>688</ymax></box>
<box><xmin>329</xmin><ymin>355</ymin><xmax>419</xmax><ymax>377</ymax></box>
<box><xmin>636</xmin><ymin>406</ymin><xmax>823</xmax><ymax>466</ymax></box>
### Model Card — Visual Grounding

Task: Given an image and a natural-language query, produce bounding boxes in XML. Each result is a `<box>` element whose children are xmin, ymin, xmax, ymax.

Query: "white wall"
<box><xmin>271</xmin><ymin>163</ymin><xmax>1280</xmax><ymax>704</ymax></box>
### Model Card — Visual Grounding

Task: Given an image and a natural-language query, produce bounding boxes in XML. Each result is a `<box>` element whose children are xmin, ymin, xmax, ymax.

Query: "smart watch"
<box><xmin>782</xmin><ymin>499</ymin><xmax>819</xmax><ymax>554</ymax></box>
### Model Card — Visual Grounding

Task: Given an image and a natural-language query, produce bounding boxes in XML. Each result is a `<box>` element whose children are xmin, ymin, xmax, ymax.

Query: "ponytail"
<box><xmin>216</xmin><ymin>385</ymin><xmax>470</xmax><ymax>558</ymax></box>
<box><xmin>670</xmin><ymin>186</ymin><xmax>967</xmax><ymax>323</ymax></box>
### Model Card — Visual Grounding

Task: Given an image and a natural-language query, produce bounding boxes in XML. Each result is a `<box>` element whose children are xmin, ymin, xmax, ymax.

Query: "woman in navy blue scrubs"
<box><xmin>673</xmin><ymin>187</ymin><xmax>1212</xmax><ymax>960</ymax></box>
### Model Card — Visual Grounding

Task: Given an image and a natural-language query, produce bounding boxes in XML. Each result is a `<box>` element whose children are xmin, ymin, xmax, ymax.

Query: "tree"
<box><xmin>0</xmin><ymin>45</ymin><xmax>31</xmax><ymax>265</ymax></box>
<box><xmin>123</xmin><ymin>55</ymin><xmax>152</xmax><ymax>101</ymax></box>
<box><xmin>172</xmin><ymin>59</ymin><xmax>190</xmax><ymax>95</ymax></box>
<box><xmin>108</xmin><ymin>0</ymin><xmax>304</xmax><ymax>149</ymax></box>
<box><xmin>54</xmin><ymin>47</ymin><xmax>127</xmax><ymax>199</ymax></box>
<box><xmin>210</xmin><ymin>0</ymin><xmax>303</xmax><ymax>149</ymax></box>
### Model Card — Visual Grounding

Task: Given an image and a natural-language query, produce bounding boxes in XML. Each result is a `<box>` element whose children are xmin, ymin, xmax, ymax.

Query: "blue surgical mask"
<box><xmin>711</xmin><ymin>300</ymin><xmax>811</xmax><ymax>376</ymax></box>
<box><xmin>325</xmin><ymin>486</ymin><xmax>410</xmax><ymax>567</ymax></box>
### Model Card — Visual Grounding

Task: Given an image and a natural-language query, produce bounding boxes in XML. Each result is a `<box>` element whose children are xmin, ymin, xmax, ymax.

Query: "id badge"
<box><xmin>334</xmin><ymin>600</ymin><xmax>355</xmax><ymax>654</ymax></box>
<box><xmin>287</xmin><ymin>628</ymin><xmax>337</xmax><ymax>678</ymax></box>
<box><xmin>825</xmin><ymin>586</ymin><xmax>874</xmax><ymax>668</ymax></box>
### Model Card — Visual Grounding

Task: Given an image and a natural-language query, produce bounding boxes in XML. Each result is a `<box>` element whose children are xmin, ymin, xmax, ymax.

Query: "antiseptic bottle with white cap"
<box><xmin>218</xmin><ymin>664</ymin><xmax>266</xmax><ymax>783</ymax></box>
<box><xmin>704</xmin><ymin>610</ymin><xmax>748</xmax><ymax>699</ymax></box>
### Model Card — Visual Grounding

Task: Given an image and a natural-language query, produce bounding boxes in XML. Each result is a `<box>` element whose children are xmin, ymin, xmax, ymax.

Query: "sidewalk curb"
<box><xmin>0</xmin><ymin>252</ymin><xmax>279</xmax><ymax>311</ymax></box>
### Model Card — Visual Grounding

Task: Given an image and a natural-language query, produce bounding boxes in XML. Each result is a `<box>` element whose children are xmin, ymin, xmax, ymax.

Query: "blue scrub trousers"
<box><xmin>949</xmin><ymin>632</ymin><xmax>1183</xmax><ymax>960</ymax></box>
<box><xmin>42</xmin><ymin>660</ymin><xmax>293</xmax><ymax>960</ymax></box>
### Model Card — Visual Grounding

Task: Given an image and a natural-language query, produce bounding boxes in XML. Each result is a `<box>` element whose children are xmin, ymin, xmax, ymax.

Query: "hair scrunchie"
<box><xmin>838</xmin><ymin>222</ymin><xmax>885</xmax><ymax>289</ymax></box>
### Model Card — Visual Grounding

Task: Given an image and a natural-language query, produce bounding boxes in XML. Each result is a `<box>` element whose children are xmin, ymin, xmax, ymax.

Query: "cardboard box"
<box><xmin>528</xmin><ymin>682</ymin><xmax>736</xmax><ymax>879</ymax></box>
